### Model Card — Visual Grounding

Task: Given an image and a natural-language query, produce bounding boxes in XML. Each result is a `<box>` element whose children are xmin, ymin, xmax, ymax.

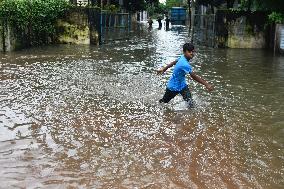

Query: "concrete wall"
<box><xmin>57</xmin><ymin>8</ymin><xmax>100</xmax><ymax>45</ymax></box>
<box><xmin>215</xmin><ymin>11</ymin><xmax>268</xmax><ymax>49</ymax></box>
<box><xmin>0</xmin><ymin>24</ymin><xmax>18</xmax><ymax>52</ymax></box>
<box><xmin>227</xmin><ymin>16</ymin><xmax>266</xmax><ymax>48</ymax></box>
<box><xmin>56</xmin><ymin>9</ymin><xmax>99</xmax><ymax>45</ymax></box>
<box><xmin>57</xmin><ymin>19</ymin><xmax>91</xmax><ymax>44</ymax></box>
<box><xmin>275</xmin><ymin>24</ymin><xmax>284</xmax><ymax>54</ymax></box>
<box><xmin>0</xmin><ymin>8</ymin><xmax>100</xmax><ymax>52</ymax></box>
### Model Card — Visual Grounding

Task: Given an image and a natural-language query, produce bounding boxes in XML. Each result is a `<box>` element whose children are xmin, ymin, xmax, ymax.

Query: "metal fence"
<box><xmin>69</xmin><ymin>1</ymin><xmax>131</xmax><ymax>44</ymax></box>
<box><xmin>192</xmin><ymin>14</ymin><xmax>216</xmax><ymax>47</ymax></box>
<box><xmin>100</xmin><ymin>12</ymin><xmax>130</xmax><ymax>43</ymax></box>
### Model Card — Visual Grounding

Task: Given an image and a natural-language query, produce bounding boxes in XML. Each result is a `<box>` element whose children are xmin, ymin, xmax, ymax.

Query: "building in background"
<box><xmin>69</xmin><ymin>0</ymin><xmax>123</xmax><ymax>7</ymax></box>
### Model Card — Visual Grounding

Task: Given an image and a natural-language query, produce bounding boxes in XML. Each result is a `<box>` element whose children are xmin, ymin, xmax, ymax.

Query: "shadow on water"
<box><xmin>0</xmin><ymin>22</ymin><xmax>284</xmax><ymax>188</ymax></box>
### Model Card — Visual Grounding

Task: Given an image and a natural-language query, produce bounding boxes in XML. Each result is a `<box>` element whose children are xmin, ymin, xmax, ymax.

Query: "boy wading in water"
<box><xmin>157</xmin><ymin>43</ymin><xmax>214</xmax><ymax>107</ymax></box>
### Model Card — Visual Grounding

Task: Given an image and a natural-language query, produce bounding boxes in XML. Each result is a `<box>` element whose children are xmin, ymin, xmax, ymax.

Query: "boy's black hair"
<box><xmin>183</xmin><ymin>43</ymin><xmax>194</xmax><ymax>52</ymax></box>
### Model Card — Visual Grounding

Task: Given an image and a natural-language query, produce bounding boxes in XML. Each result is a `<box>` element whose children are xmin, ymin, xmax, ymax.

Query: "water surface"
<box><xmin>0</xmin><ymin>22</ymin><xmax>283</xmax><ymax>188</ymax></box>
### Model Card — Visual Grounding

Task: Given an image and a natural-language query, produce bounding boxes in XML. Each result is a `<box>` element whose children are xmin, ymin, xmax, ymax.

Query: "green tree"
<box><xmin>268</xmin><ymin>12</ymin><xmax>284</xmax><ymax>24</ymax></box>
<box><xmin>166</xmin><ymin>0</ymin><xmax>186</xmax><ymax>8</ymax></box>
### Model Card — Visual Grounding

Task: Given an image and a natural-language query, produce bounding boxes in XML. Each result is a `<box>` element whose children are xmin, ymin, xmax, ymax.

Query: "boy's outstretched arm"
<box><xmin>190</xmin><ymin>72</ymin><xmax>214</xmax><ymax>92</ymax></box>
<box><xmin>157</xmin><ymin>60</ymin><xmax>178</xmax><ymax>75</ymax></box>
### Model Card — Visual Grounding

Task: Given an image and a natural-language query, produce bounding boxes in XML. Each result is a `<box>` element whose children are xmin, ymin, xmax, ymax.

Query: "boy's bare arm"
<box><xmin>157</xmin><ymin>60</ymin><xmax>178</xmax><ymax>74</ymax></box>
<box><xmin>190</xmin><ymin>72</ymin><xmax>214</xmax><ymax>92</ymax></box>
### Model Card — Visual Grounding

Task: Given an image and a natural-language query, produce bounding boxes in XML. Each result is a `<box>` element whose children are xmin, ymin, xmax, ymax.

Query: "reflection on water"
<box><xmin>0</xmin><ymin>22</ymin><xmax>283</xmax><ymax>188</ymax></box>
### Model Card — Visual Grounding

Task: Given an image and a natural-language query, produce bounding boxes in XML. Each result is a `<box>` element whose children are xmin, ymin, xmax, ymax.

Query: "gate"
<box><xmin>192</xmin><ymin>14</ymin><xmax>216</xmax><ymax>47</ymax></box>
<box><xmin>100</xmin><ymin>12</ymin><xmax>131</xmax><ymax>44</ymax></box>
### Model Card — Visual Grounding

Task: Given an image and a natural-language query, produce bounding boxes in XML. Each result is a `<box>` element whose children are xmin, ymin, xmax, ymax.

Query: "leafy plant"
<box><xmin>103</xmin><ymin>4</ymin><xmax>120</xmax><ymax>13</ymax></box>
<box><xmin>268</xmin><ymin>12</ymin><xmax>284</xmax><ymax>24</ymax></box>
<box><xmin>0</xmin><ymin>0</ymin><xmax>70</xmax><ymax>45</ymax></box>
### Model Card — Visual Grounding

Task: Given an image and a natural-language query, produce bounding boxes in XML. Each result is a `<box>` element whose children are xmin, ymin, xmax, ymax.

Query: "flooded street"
<box><xmin>0</xmin><ymin>23</ymin><xmax>283</xmax><ymax>188</ymax></box>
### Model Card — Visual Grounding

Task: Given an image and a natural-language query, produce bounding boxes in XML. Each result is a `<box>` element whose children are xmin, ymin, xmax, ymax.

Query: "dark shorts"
<box><xmin>159</xmin><ymin>86</ymin><xmax>194</xmax><ymax>106</ymax></box>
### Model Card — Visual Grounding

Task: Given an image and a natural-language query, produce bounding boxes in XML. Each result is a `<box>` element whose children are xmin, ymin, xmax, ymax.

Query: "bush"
<box><xmin>268</xmin><ymin>12</ymin><xmax>284</xmax><ymax>24</ymax></box>
<box><xmin>0</xmin><ymin>0</ymin><xmax>70</xmax><ymax>45</ymax></box>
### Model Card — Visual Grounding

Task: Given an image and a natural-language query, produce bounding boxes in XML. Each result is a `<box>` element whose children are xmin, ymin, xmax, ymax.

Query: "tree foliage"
<box><xmin>195</xmin><ymin>0</ymin><xmax>284</xmax><ymax>23</ymax></box>
<box><xmin>268</xmin><ymin>12</ymin><xmax>284</xmax><ymax>24</ymax></box>
<box><xmin>195</xmin><ymin>0</ymin><xmax>284</xmax><ymax>12</ymax></box>
<box><xmin>147</xmin><ymin>2</ymin><xmax>168</xmax><ymax>16</ymax></box>
<box><xmin>166</xmin><ymin>0</ymin><xmax>187</xmax><ymax>8</ymax></box>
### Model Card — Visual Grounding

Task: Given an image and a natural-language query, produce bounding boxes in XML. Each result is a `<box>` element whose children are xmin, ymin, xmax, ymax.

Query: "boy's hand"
<box><xmin>157</xmin><ymin>67</ymin><xmax>165</xmax><ymax>75</ymax></box>
<box><xmin>205</xmin><ymin>84</ymin><xmax>214</xmax><ymax>92</ymax></box>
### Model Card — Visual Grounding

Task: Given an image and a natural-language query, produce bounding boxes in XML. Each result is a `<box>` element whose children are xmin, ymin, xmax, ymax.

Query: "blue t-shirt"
<box><xmin>167</xmin><ymin>55</ymin><xmax>192</xmax><ymax>91</ymax></box>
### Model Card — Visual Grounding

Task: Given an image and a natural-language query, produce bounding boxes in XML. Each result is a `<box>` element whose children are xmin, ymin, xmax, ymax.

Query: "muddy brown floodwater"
<box><xmin>0</xmin><ymin>23</ymin><xmax>283</xmax><ymax>188</ymax></box>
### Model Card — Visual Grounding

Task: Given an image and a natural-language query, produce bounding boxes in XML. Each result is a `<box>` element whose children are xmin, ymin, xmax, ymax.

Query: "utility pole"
<box><xmin>189</xmin><ymin>0</ymin><xmax>195</xmax><ymax>43</ymax></box>
<box><xmin>99</xmin><ymin>0</ymin><xmax>103</xmax><ymax>44</ymax></box>
<box><xmin>188</xmin><ymin>0</ymin><xmax>191</xmax><ymax>28</ymax></box>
